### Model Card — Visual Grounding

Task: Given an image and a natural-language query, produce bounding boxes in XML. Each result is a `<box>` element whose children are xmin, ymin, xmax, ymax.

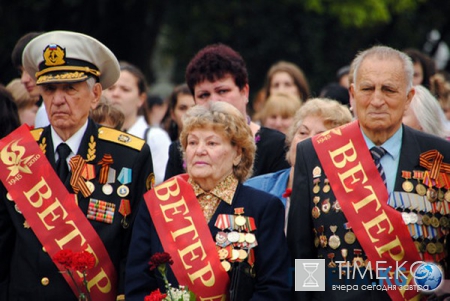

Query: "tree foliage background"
<box><xmin>1</xmin><ymin>0</ymin><xmax>449</xmax><ymax>102</ymax></box>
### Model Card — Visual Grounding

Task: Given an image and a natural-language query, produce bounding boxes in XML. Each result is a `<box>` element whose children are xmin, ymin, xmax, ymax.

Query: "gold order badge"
<box><xmin>401</xmin><ymin>171</ymin><xmax>414</xmax><ymax>192</ymax></box>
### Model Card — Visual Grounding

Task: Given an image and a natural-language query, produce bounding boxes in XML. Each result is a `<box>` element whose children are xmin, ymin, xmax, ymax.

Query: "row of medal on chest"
<box><xmin>311</xmin><ymin>168</ymin><xmax>450</xmax><ymax>204</ymax></box>
<box><xmin>214</xmin><ymin>212</ymin><xmax>257</xmax><ymax>272</ymax></box>
<box><xmin>311</xmin><ymin>195</ymin><xmax>450</xmax><ymax>230</ymax></box>
<box><xmin>314</xmin><ymin>224</ymin><xmax>447</xmax><ymax>256</ymax></box>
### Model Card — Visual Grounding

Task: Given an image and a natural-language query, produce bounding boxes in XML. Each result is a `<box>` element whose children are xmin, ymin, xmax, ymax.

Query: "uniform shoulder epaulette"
<box><xmin>30</xmin><ymin>128</ymin><xmax>44</xmax><ymax>141</ymax></box>
<box><xmin>98</xmin><ymin>127</ymin><xmax>145</xmax><ymax>151</ymax></box>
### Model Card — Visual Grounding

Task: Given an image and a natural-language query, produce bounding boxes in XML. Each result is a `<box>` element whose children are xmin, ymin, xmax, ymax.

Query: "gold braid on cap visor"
<box><xmin>35</xmin><ymin>66</ymin><xmax>101</xmax><ymax>83</ymax></box>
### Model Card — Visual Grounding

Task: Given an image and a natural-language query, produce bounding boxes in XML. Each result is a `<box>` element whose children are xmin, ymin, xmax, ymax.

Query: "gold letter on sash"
<box><xmin>329</xmin><ymin>140</ymin><xmax>357</xmax><ymax>169</ymax></box>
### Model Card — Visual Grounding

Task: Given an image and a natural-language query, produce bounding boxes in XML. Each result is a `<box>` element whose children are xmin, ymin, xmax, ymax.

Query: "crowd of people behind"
<box><xmin>0</xmin><ymin>30</ymin><xmax>450</xmax><ymax>301</ymax></box>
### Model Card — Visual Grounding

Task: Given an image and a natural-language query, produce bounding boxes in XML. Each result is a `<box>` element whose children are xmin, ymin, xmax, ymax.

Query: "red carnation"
<box><xmin>71</xmin><ymin>250</ymin><xmax>96</xmax><ymax>272</ymax></box>
<box><xmin>149</xmin><ymin>252</ymin><xmax>174</xmax><ymax>271</ymax></box>
<box><xmin>53</xmin><ymin>249</ymin><xmax>75</xmax><ymax>269</ymax></box>
<box><xmin>144</xmin><ymin>289</ymin><xmax>167</xmax><ymax>301</ymax></box>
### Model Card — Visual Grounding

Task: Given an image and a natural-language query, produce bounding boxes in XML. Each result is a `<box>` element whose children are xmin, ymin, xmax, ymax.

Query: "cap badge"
<box><xmin>43</xmin><ymin>44</ymin><xmax>66</xmax><ymax>66</ymax></box>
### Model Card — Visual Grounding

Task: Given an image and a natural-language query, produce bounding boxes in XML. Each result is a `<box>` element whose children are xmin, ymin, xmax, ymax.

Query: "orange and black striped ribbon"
<box><xmin>69</xmin><ymin>155</ymin><xmax>92</xmax><ymax>198</ymax></box>
<box><xmin>97</xmin><ymin>154</ymin><xmax>113</xmax><ymax>184</ymax></box>
<box><xmin>419</xmin><ymin>150</ymin><xmax>450</xmax><ymax>180</ymax></box>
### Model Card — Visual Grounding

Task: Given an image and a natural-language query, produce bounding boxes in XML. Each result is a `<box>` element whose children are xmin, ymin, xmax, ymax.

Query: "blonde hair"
<box><xmin>6</xmin><ymin>78</ymin><xmax>36</xmax><ymax>110</ymax></box>
<box><xmin>258</xmin><ymin>92</ymin><xmax>302</xmax><ymax>125</ymax></box>
<box><xmin>180</xmin><ymin>101</ymin><xmax>255</xmax><ymax>182</ymax></box>
<box><xmin>90</xmin><ymin>95</ymin><xmax>125</xmax><ymax>130</ymax></box>
<box><xmin>286</xmin><ymin>98</ymin><xmax>353</xmax><ymax>146</ymax></box>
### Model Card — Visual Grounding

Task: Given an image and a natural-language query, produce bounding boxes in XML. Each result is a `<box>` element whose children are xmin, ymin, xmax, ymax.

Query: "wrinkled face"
<box><xmin>413</xmin><ymin>62</ymin><xmax>424</xmax><ymax>86</ymax></box>
<box><xmin>103</xmin><ymin>70</ymin><xmax>145</xmax><ymax>120</ymax></box>
<box><xmin>185</xmin><ymin>127</ymin><xmax>240</xmax><ymax>190</ymax></box>
<box><xmin>350</xmin><ymin>57</ymin><xmax>414</xmax><ymax>139</ymax></box>
<box><xmin>402</xmin><ymin>104</ymin><xmax>422</xmax><ymax>131</ymax></box>
<box><xmin>20</xmin><ymin>67</ymin><xmax>40</xmax><ymax>98</ymax></box>
<box><xmin>289</xmin><ymin>115</ymin><xmax>327</xmax><ymax>165</ymax></box>
<box><xmin>264</xmin><ymin>113</ymin><xmax>293</xmax><ymax>135</ymax></box>
<box><xmin>171</xmin><ymin>93</ymin><xmax>195</xmax><ymax>130</ymax></box>
<box><xmin>194</xmin><ymin>75</ymin><xmax>249</xmax><ymax>117</ymax></box>
<box><xmin>40</xmin><ymin>81</ymin><xmax>100</xmax><ymax>134</ymax></box>
<box><xmin>270</xmin><ymin>71</ymin><xmax>300</xmax><ymax>98</ymax></box>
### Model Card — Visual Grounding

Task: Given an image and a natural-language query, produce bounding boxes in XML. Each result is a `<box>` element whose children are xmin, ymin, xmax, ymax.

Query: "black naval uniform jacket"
<box><xmin>125</xmin><ymin>182</ymin><xmax>291</xmax><ymax>301</ymax></box>
<box><xmin>164</xmin><ymin>127</ymin><xmax>290</xmax><ymax>180</ymax></box>
<box><xmin>0</xmin><ymin>119</ymin><xmax>153</xmax><ymax>301</ymax></box>
<box><xmin>287</xmin><ymin>125</ymin><xmax>450</xmax><ymax>301</ymax></box>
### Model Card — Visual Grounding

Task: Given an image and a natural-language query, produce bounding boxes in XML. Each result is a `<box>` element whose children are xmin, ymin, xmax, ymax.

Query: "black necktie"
<box><xmin>56</xmin><ymin>143</ymin><xmax>71</xmax><ymax>181</ymax></box>
<box><xmin>370</xmin><ymin>146</ymin><xmax>387</xmax><ymax>186</ymax></box>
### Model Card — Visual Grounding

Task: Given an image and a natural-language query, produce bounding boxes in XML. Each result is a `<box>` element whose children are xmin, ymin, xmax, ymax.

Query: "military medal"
<box><xmin>312</xmin><ymin>179</ymin><xmax>320</xmax><ymax>194</ymax></box>
<box><xmin>426</xmin><ymin>242</ymin><xmax>437</xmax><ymax>255</ymax></box>
<box><xmin>332</xmin><ymin>200</ymin><xmax>341</xmax><ymax>213</ymax></box>
<box><xmin>118</xmin><ymin>199</ymin><xmax>131</xmax><ymax>228</ymax></box>
<box><xmin>312</xmin><ymin>196</ymin><xmax>320</xmax><ymax>219</ymax></box>
<box><xmin>408</xmin><ymin>212</ymin><xmax>418</xmax><ymax>224</ymax></box>
<box><xmin>318</xmin><ymin>226</ymin><xmax>327</xmax><ymax>248</ymax></box>
<box><xmin>401</xmin><ymin>171</ymin><xmax>414</xmax><ymax>192</ymax></box>
<box><xmin>245</xmin><ymin>233</ymin><xmax>256</xmax><ymax>244</ymax></box>
<box><xmin>440</xmin><ymin>216</ymin><xmax>449</xmax><ymax>228</ymax></box>
<box><xmin>102</xmin><ymin>167</ymin><xmax>116</xmax><ymax>195</ymax></box>
<box><xmin>426</xmin><ymin>188</ymin><xmax>438</xmax><ymax>203</ymax></box>
<box><xmin>215</xmin><ymin>231</ymin><xmax>229</xmax><ymax>247</ymax></box>
<box><xmin>352</xmin><ymin>249</ymin><xmax>364</xmax><ymax>267</ymax></box>
<box><xmin>102</xmin><ymin>183</ymin><xmax>113</xmax><ymax>195</ymax></box>
<box><xmin>422</xmin><ymin>213</ymin><xmax>431</xmax><ymax>226</ymax></box>
<box><xmin>323</xmin><ymin>179</ymin><xmax>330</xmax><ymax>193</ymax></box>
<box><xmin>328</xmin><ymin>225</ymin><xmax>340</xmax><ymax>249</ymax></box>
<box><xmin>221</xmin><ymin>260</ymin><xmax>231</xmax><ymax>271</ymax></box>
<box><xmin>117</xmin><ymin>167</ymin><xmax>132</xmax><ymax>197</ymax></box>
<box><xmin>413</xmin><ymin>170</ymin><xmax>427</xmax><ymax>196</ymax></box>
<box><xmin>82</xmin><ymin>163</ymin><xmax>96</xmax><ymax>193</ymax></box>
<box><xmin>401</xmin><ymin>212</ymin><xmax>411</xmax><ymax>225</ymax></box>
<box><xmin>313</xmin><ymin>166</ymin><xmax>322</xmax><ymax>178</ymax></box>
<box><xmin>313</xmin><ymin>228</ymin><xmax>320</xmax><ymax>248</ymax></box>
<box><xmin>327</xmin><ymin>253</ymin><xmax>336</xmax><ymax>268</ymax></box>
<box><xmin>341</xmin><ymin>249</ymin><xmax>349</xmax><ymax>267</ymax></box>
<box><xmin>321</xmin><ymin>199</ymin><xmax>331</xmax><ymax>214</ymax></box>
<box><xmin>227</xmin><ymin>231</ymin><xmax>240</xmax><ymax>243</ymax></box>
<box><xmin>430</xmin><ymin>215</ymin><xmax>440</xmax><ymax>228</ymax></box>
<box><xmin>238</xmin><ymin>249</ymin><xmax>248</xmax><ymax>260</ymax></box>
<box><xmin>234</xmin><ymin>207</ymin><xmax>246</xmax><ymax>228</ymax></box>
<box><xmin>218</xmin><ymin>248</ymin><xmax>229</xmax><ymax>260</ymax></box>
<box><xmin>343</xmin><ymin>223</ymin><xmax>356</xmax><ymax>244</ymax></box>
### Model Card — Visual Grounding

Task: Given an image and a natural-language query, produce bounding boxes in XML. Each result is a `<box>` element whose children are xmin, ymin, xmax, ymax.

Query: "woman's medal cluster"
<box><xmin>214</xmin><ymin>208</ymin><xmax>257</xmax><ymax>273</ymax></box>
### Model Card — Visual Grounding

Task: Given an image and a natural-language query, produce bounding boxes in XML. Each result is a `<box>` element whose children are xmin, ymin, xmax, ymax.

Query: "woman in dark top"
<box><xmin>164</xmin><ymin>43</ymin><xmax>289</xmax><ymax>180</ymax></box>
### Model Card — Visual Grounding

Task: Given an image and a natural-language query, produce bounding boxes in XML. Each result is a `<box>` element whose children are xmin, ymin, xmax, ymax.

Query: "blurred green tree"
<box><xmin>2</xmin><ymin>0</ymin><xmax>448</xmax><ymax>104</ymax></box>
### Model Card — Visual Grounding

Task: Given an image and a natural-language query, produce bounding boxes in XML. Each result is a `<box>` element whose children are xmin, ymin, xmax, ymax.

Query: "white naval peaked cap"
<box><xmin>22</xmin><ymin>30</ymin><xmax>120</xmax><ymax>89</ymax></box>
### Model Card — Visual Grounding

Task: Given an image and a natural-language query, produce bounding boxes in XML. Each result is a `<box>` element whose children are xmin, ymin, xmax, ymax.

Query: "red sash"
<box><xmin>0</xmin><ymin>125</ymin><xmax>117</xmax><ymax>301</ymax></box>
<box><xmin>312</xmin><ymin>121</ymin><xmax>421</xmax><ymax>301</ymax></box>
<box><xmin>145</xmin><ymin>174</ymin><xmax>229</xmax><ymax>300</ymax></box>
